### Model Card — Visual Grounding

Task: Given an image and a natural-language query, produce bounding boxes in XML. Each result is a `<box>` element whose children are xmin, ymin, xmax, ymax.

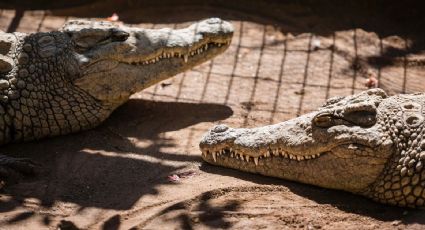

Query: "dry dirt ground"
<box><xmin>1</xmin><ymin>3</ymin><xmax>425</xmax><ymax>229</ymax></box>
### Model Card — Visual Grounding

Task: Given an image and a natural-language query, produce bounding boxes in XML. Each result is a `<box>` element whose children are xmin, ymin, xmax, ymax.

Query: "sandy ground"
<box><xmin>1</xmin><ymin>4</ymin><xmax>425</xmax><ymax>229</ymax></box>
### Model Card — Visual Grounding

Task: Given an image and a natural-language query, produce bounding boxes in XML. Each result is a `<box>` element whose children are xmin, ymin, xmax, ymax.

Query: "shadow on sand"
<box><xmin>0</xmin><ymin>99</ymin><xmax>232</xmax><ymax>215</ymax></box>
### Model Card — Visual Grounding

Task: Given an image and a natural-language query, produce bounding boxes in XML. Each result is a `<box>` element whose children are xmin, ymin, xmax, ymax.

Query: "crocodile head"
<box><xmin>62</xmin><ymin>18</ymin><xmax>233</xmax><ymax>108</ymax></box>
<box><xmin>201</xmin><ymin>89</ymin><xmax>425</xmax><ymax>207</ymax></box>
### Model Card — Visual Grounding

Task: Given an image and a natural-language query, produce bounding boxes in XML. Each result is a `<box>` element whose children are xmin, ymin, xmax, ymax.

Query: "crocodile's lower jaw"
<box><xmin>201</xmin><ymin>148</ymin><xmax>326</xmax><ymax>166</ymax></box>
<box><xmin>201</xmin><ymin>149</ymin><xmax>330</xmax><ymax>183</ymax></box>
<box><xmin>84</xmin><ymin>41</ymin><xmax>230</xmax><ymax>74</ymax></box>
<box><xmin>120</xmin><ymin>41</ymin><xmax>230</xmax><ymax>66</ymax></box>
<box><xmin>201</xmin><ymin>150</ymin><xmax>375</xmax><ymax>194</ymax></box>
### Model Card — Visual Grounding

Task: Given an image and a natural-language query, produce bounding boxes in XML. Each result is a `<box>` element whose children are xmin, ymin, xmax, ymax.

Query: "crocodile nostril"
<box><xmin>211</xmin><ymin>124</ymin><xmax>229</xmax><ymax>133</ymax></box>
<box><xmin>111</xmin><ymin>29</ymin><xmax>129</xmax><ymax>42</ymax></box>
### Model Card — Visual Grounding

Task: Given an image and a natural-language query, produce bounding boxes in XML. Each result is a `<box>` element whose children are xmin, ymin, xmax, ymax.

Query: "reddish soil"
<box><xmin>1</xmin><ymin>2</ymin><xmax>425</xmax><ymax>229</ymax></box>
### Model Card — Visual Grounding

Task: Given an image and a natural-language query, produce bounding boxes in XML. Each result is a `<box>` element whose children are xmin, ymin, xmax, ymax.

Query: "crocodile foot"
<box><xmin>0</xmin><ymin>154</ymin><xmax>38</xmax><ymax>187</ymax></box>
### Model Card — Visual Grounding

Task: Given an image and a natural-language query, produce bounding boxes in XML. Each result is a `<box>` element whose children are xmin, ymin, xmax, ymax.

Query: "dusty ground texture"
<box><xmin>1</xmin><ymin>2</ymin><xmax>425</xmax><ymax>229</ymax></box>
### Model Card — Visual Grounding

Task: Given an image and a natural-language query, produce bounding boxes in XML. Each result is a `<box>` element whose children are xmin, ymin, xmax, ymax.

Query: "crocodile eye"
<box><xmin>344</xmin><ymin>110</ymin><xmax>377</xmax><ymax>127</ymax></box>
<box><xmin>313</xmin><ymin>114</ymin><xmax>334</xmax><ymax>128</ymax></box>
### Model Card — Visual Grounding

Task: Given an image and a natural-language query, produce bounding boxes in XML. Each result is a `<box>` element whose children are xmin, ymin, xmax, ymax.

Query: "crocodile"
<box><xmin>200</xmin><ymin>89</ymin><xmax>425</xmax><ymax>208</ymax></box>
<box><xmin>0</xmin><ymin>18</ymin><xmax>233</xmax><ymax>182</ymax></box>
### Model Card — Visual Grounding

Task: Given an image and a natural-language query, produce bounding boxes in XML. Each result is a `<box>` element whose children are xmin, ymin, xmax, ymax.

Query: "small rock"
<box><xmin>107</xmin><ymin>13</ymin><xmax>119</xmax><ymax>22</ymax></box>
<box><xmin>160</xmin><ymin>82</ymin><xmax>172</xmax><ymax>88</ymax></box>
<box><xmin>168</xmin><ymin>174</ymin><xmax>180</xmax><ymax>182</ymax></box>
<box><xmin>295</xmin><ymin>89</ymin><xmax>305</xmax><ymax>95</ymax></box>
<box><xmin>365</xmin><ymin>75</ymin><xmax>378</xmax><ymax>89</ymax></box>
<box><xmin>311</xmin><ymin>37</ymin><xmax>321</xmax><ymax>50</ymax></box>
<box><xmin>391</xmin><ymin>220</ymin><xmax>401</xmax><ymax>226</ymax></box>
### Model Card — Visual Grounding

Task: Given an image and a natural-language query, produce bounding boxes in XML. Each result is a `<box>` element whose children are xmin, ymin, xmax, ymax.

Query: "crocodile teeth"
<box><xmin>245</xmin><ymin>155</ymin><xmax>250</xmax><ymax>162</ymax></box>
<box><xmin>212</xmin><ymin>152</ymin><xmax>217</xmax><ymax>162</ymax></box>
<box><xmin>202</xmin><ymin>145</ymin><xmax>325</xmax><ymax>165</ymax></box>
<box><xmin>254</xmin><ymin>157</ymin><xmax>259</xmax><ymax>166</ymax></box>
<box><xmin>126</xmin><ymin>41</ymin><xmax>233</xmax><ymax>66</ymax></box>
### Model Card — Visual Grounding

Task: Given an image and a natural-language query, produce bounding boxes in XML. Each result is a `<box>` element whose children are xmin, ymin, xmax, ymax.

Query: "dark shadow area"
<box><xmin>57</xmin><ymin>220</ymin><xmax>80</xmax><ymax>230</ymax></box>
<box><xmin>2</xmin><ymin>1</ymin><xmax>424</xmax><ymax>40</ymax></box>
<box><xmin>6</xmin><ymin>211</ymin><xmax>34</xmax><ymax>223</ymax></box>
<box><xmin>0</xmin><ymin>0</ymin><xmax>96</xmax><ymax>9</ymax></box>
<box><xmin>199</xmin><ymin>163</ymin><xmax>425</xmax><ymax>225</ymax></box>
<box><xmin>138</xmin><ymin>187</ymin><xmax>241</xmax><ymax>229</ymax></box>
<box><xmin>366</xmin><ymin>41</ymin><xmax>425</xmax><ymax>69</ymax></box>
<box><xmin>102</xmin><ymin>214</ymin><xmax>121</xmax><ymax>230</ymax></box>
<box><xmin>194</xmin><ymin>192</ymin><xmax>239</xmax><ymax>229</ymax></box>
<box><xmin>0</xmin><ymin>99</ymin><xmax>232</xmax><ymax>213</ymax></box>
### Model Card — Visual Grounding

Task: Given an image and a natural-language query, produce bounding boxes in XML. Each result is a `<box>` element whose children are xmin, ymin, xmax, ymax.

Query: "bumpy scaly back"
<box><xmin>0</xmin><ymin>31</ymin><xmax>57</xmax><ymax>103</ymax></box>
<box><xmin>366</xmin><ymin>93</ymin><xmax>425</xmax><ymax>207</ymax></box>
<box><xmin>0</xmin><ymin>31</ymin><xmax>108</xmax><ymax>144</ymax></box>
